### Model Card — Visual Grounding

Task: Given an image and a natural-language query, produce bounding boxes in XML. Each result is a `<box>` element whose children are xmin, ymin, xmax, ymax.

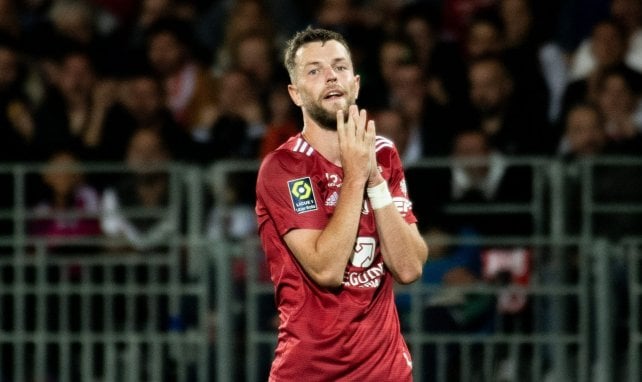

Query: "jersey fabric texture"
<box><xmin>256</xmin><ymin>133</ymin><xmax>417</xmax><ymax>382</ymax></box>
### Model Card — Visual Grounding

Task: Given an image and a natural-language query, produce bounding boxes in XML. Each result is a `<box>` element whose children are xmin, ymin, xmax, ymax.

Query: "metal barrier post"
<box><xmin>627</xmin><ymin>241</ymin><xmax>640</xmax><ymax>382</ymax></box>
<box><xmin>592</xmin><ymin>238</ymin><xmax>614</xmax><ymax>382</ymax></box>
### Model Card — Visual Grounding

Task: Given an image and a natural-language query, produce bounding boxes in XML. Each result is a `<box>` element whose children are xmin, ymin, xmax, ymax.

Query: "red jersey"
<box><xmin>256</xmin><ymin>133</ymin><xmax>417</xmax><ymax>381</ymax></box>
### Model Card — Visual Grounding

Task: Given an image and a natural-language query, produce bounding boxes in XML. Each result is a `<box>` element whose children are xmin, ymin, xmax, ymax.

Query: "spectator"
<box><xmin>384</xmin><ymin>60</ymin><xmax>462</xmax><ymax>159</ymax></box>
<box><xmin>387</xmin><ymin>62</ymin><xmax>428</xmax><ymax>162</ymax></box>
<box><xmin>376</xmin><ymin>36</ymin><xmax>415</xmax><ymax>102</ymax></box>
<box><xmin>595</xmin><ymin>66</ymin><xmax>642</xmax><ymax>154</ymax></box>
<box><xmin>228</xmin><ymin>31</ymin><xmax>283</xmax><ymax>101</ymax></box>
<box><xmin>213</xmin><ymin>0</ymin><xmax>276</xmax><ymax>75</ymax></box>
<box><xmin>28</xmin><ymin>150</ymin><xmax>102</xmax><ymax>257</ymax></box>
<box><xmin>112</xmin><ymin>0</ymin><xmax>194</xmax><ymax>59</ymax></box>
<box><xmin>556</xmin><ymin>103</ymin><xmax>607</xmax><ymax>238</ymax></box>
<box><xmin>569</xmin><ymin>0</ymin><xmax>642</xmax><ymax>80</ymax></box>
<box><xmin>100</xmin><ymin>127</ymin><xmax>179</xmax><ymax>252</ymax></box>
<box><xmin>499</xmin><ymin>0</ymin><xmax>560</xmax><ymax>123</ymax></box>
<box><xmin>440</xmin><ymin>0</ymin><xmax>498</xmax><ymax>43</ymax></box>
<box><xmin>408</xmin><ymin>129</ymin><xmax>534</xmax><ymax>236</ymax></box>
<box><xmin>466</xmin><ymin>55</ymin><xmax>553</xmax><ymax>154</ymax></box>
<box><xmin>43</xmin><ymin>0</ymin><xmax>123</xmax><ymax>76</ymax></box>
<box><xmin>93</xmin><ymin>67</ymin><xmax>192</xmax><ymax>162</ymax></box>
<box><xmin>144</xmin><ymin>17</ymin><xmax>219</xmax><ymax>137</ymax></box>
<box><xmin>0</xmin><ymin>34</ymin><xmax>34</xmax><ymax>163</ymax></box>
<box><xmin>463</xmin><ymin>13</ymin><xmax>504</xmax><ymax>60</ymax></box>
<box><xmin>32</xmin><ymin>46</ymin><xmax>117</xmax><ymax>161</ymax></box>
<box><xmin>258</xmin><ymin>83</ymin><xmax>300</xmax><ymax>159</ymax></box>
<box><xmin>417</xmin><ymin>224</ymin><xmax>493</xmax><ymax>382</ymax></box>
<box><xmin>560</xmin><ymin>19</ymin><xmax>642</xmax><ymax>125</ymax></box>
<box><xmin>558</xmin><ymin>102</ymin><xmax>607</xmax><ymax>158</ymax></box>
<box><xmin>0</xmin><ymin>34</ymin><xmax>37</xmax><ymax>243</ymax></box>
<box><xmin>398</xmin><ymin>3</ymin><xmax>469</xmax><ymax>109</ymax></box>
<box><xmin>0</xmin><ymin>0</ymin><xmax>22</xmax><ymax>39</ymax></box>
<box><xmin>185</xmin><ymin>68</ymin><xmax>261</xmax><ymax>164</ymax></box>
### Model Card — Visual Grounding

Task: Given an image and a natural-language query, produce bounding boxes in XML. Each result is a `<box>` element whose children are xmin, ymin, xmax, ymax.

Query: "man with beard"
<box><xmin>255</xmin><ymin>27</ymin><xmax>428</xmax><ymax>381</ymax></box>
<box><xmin>466</xmin><ymin>56</ymin><xmax>553</xmax><ymax>155</ymax></box>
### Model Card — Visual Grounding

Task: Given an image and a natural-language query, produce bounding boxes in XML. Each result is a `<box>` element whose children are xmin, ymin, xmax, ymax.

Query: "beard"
<box><xmin>306</xmin><ymin>98</ymin><xmax>354</xmax><ymax>131</ymax></box>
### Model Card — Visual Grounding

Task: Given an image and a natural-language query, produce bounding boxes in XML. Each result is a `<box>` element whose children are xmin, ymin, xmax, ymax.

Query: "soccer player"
<box><xmin>255</xmin><ymin>27</ymin><xmax>429</xmax><ymax>381</ymax></box>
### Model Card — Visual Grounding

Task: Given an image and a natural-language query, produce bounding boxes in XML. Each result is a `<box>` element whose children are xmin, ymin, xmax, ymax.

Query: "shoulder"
<box><xmin>261</xmin><ymin>135</ymin><xmax>314</xmax><ymax>167</ymax></box>
<box><xmin>375</xmin><ymin>135</ymin><xmax>395</xmax><ymax>153</ymax></box>
<box><xmin>375</xmin><ymin>135</ymin><xmax>401</xmax><ymax>164</ymax></box>
<box><xmin>258</xmin><ymin>135</ymin><xmax>316</xmax><ymax>184</ymax></box>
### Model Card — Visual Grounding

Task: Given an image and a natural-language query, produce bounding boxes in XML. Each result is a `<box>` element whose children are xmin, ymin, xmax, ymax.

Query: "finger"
<box><xmin>366</xmin><ymin>119</ymin><xmax>376</xmax><ymax>147</ymax></box>
<box><xmin>352</xmin><ymin>108</ymin><xmax>366</xmax><ymax>141</ymax></box>
<box><xmin>348</xmin><ymin>105</ymin><xmax>359</xmax><ymax>136</ymax></box>
<box><xmin>337</xmin><ymin>109</ymin><xmax>345</xmax><ymax>140</ymax></box>
<box><xmin>359</xmin><ymin>109</ymin><xmax>368</xmax><ymax>134</ymax></box>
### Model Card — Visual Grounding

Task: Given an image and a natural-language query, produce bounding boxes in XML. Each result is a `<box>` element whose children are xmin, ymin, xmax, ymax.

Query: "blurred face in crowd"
<box><xmin>42</xmin><ymin>151</ymin><xmax>82</xmax><ymax>201</ymax></box>
<box><xmin>500</xmin><ymin>0</ymin><xmax>532</xmax><ymax>45</ymax></box>
<box><xmin>591</xmin><ymin>22</ymin><xmax>626</xmax><ymax>68</ymax></box>
<box><xmin>49</xmin><ymin>0</ymin><xmax>93</xmax><ymax>44</ymax></box>
<box><xmin>466</xmin><ymin>19</ymin><xmax>503</xmax><ymax>58</ymax></box>
<box><xmin>598</xmin><ymin>72</ymin><xmax>637</xmax><ymax>118</ymax></box>
<box><xmin>468</xmin><ymin>59</ymin><xmax>513</xmax><ymax>115</ymax></box>
<box><xmin>217</xmin><ymin>69</ymin><xmax>256</xmax><ymax>113</ymax></box>
<box><xmin>453</xmin><ymin>130</ymin><xmax>491</xmax><ymax>180</ymax></box>
<box><xmin>148</xmin><ymin>31</ymin><xmax>187</xmax><ymax>76</ymax></box>
<box><xmin>268</xmin><ymin>85</ymin><xmax>295</xmax><ymax>123</ymax></box>
<box><xmin>378</xmin><ymin>39</ymin><xmax>412</xmax><ymax>86</ymax></box>
<box><xmin>316</xmin><ymin>0</ymin><xmax>352</xmax><ymax>26</ymax></box>
<box><xmin>235</xmin><ymin>34</ymin><xmax>274</xmax><ymax>85</ymax></box>
<box><xmin>610</xmin><ymin>0</ymin><xmax>642</xmax><ymax>30</ymax></box>
<box><xmin>403</xmin><ymin>15</ymin><xmax>436</xmax><ymax>58</ymax></box>
<box><xmin>122</xmin><ymin>75</ymin><xmax>164</xmax><ymax>123</ymax></box>
<box><xmin>0</xmin><ymin>46</ymin><xmax>18</xmax><ymax>91</ymax></box>
<box><xmin>226</xmin><ymin>0</ymin><xmax>269</xmax><ymax>44</ymax></box>
<box><xmin>58</xmin><ymin>53</ymin><xmax>95</xmax><ymax>102</ymax></box>
<box><xmin>126</xmin><ymin>128</ymin><xmax>169</xmax><ymax>173</ymax></box>
<box><xmin>565</xmin><ymin>105</ymin><xmax>606</xmax><ymax>156</ymax></box>
<box><xmin>140</xmin><ymin>0</ymin><xmax>172</xmax><ymax>25</ymax></box>
<box><xmin>287</xmin><ymin>40</ymin><xmax>360</xmax><ymax>130</ymax></box>
<box><xmin>390</xmin><ymin>63</ymin><xmax>425</xmax><ymax>121</ymax></box>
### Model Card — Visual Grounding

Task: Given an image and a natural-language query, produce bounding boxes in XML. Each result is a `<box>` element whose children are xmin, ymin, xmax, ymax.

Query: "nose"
<box><xmin>323</xmin><ymin>66</ymin><xmax>338</xmax><ymax>82</ymax></box>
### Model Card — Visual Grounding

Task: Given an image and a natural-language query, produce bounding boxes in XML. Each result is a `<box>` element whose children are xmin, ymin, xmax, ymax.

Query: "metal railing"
<box><xmin>0</xmin><ymin>157</ymin><xmax>641</xmax><ymax>381</ymax></box>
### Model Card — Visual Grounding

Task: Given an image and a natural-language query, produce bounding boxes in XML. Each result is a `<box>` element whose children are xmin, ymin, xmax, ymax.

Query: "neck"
<box><xmin>301</xmin><ymin>118</ymin><xmax>341</xmax><ymax>166</ymax></box>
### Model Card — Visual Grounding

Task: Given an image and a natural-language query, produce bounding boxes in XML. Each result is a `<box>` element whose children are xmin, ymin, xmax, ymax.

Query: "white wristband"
<box><xmin>367</xmin><ymin>181</ymin><xmax>393</xmax><ymax>210</ymax></box>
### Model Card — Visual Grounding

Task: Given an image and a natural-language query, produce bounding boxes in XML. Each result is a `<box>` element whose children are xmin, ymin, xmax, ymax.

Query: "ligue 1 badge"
<box><xmin>288</xmin><ymin>177</ymin><xmax>318</xmax><ymax>213</ymax></box>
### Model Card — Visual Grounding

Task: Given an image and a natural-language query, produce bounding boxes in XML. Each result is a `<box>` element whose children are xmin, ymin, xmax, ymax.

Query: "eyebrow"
<box><xmin>302</xmin><ymin>57</ymin><xmax>349</xmax><ymax>68</ymax></box>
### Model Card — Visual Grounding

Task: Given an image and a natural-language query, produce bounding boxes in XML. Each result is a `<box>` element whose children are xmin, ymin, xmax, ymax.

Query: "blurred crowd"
<box><xmin>0</xmin><ymin>0</ymin><xmax>640</xmax><ymax>166</ymax></box>
<box><xmin>1</xmin><ymin>1</ymin><xmax>641</xmax><ymax>380</ymax></box>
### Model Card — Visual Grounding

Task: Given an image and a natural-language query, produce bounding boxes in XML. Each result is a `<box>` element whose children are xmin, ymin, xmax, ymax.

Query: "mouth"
<box><xmin>323</xmin><ymin>89</ymin><xmax>345</xmax><ymax>101</ymax></box>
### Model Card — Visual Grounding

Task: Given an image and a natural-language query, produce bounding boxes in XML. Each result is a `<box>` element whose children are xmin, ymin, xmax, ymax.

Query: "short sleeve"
<box><xmin>256</xmin><ymin>150</ymin><xmax>329</xmax><ymax>235</ymax></box>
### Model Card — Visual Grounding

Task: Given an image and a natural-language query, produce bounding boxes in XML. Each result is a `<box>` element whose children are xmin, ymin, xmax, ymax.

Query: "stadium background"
<box><xmin>1</xmin><ymin>0</ymin><xmax>641</xmax><ymax>381</ymax></box>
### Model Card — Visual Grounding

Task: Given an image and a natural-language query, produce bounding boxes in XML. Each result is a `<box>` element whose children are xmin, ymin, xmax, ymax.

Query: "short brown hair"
<box><xmin>283</xmin><ymin>26</ymin><xmax>351</xmax><ymax>81</ymax></box>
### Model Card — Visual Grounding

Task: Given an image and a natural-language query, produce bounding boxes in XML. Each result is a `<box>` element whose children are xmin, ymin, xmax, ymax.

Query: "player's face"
<box><xmin>288</xmin><ymin>40</ymin><xmax>360</xmax><ymax>130</ymax></box>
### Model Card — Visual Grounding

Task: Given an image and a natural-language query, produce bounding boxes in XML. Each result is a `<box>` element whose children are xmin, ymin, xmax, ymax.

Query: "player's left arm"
<box><xmin>368</xmin><ymin>143</ymin><xmax>428</xmax><ymax>284</ymax></box>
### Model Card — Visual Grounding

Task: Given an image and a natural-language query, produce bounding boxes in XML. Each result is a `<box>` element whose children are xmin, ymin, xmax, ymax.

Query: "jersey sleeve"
<box><xmin>376</xmin><ymin>138</ymin><xmax>418</xmax><ymax>225</ymax></box>
<box><xmin>256</xmin><ymin>150</ymin><xmax>329</xmax><ymax>235</ymax></box>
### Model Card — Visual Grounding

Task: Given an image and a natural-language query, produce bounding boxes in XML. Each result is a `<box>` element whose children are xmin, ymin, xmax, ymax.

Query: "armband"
<box><xmin>367</xmin><ymin>181</ymin><xmax>393</xmax><ymax>210</ymax></box>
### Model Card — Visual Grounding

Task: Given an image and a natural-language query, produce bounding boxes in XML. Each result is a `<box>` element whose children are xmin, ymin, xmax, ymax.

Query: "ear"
<box><xmin>287</xmin><ymin>84</ymin><xmax>302</xmax><ymax>107</ymax></box>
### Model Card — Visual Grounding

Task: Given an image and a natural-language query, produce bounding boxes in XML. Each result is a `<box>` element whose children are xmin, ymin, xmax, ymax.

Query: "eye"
<box><xmin>308</xmin><ymin>68</ymin><xmax>319</xmax><ymax>76</ymax></box>
<box><xmin>335</xmin><ymin>65</ymin><xmax>348</xmax><ymax>71</ymax></box>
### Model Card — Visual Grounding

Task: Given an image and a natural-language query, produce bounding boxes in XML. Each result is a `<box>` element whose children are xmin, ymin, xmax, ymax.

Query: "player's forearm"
<box><xmin>310</xmin><ymin>179</ymin><xmax>366</xmax><ymax>286</ymax></box>
<box><xmin>374</xmin><ymin>207</ymin><xmax>428</xmax><ymax>284</ymax></box>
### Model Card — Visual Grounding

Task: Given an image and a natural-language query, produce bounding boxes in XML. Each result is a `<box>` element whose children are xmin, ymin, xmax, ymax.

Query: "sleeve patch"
<box><xmin>288</xmin><ymin>177</ymin><xmax>318</xmax><ymax>213</ymax></box>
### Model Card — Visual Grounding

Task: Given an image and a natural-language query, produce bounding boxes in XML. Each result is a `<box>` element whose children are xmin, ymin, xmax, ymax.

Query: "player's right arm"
<box><xmin>283</xmin><ymin>106</ymin><xmax>373</xmax><ymax>288</ymax></box>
